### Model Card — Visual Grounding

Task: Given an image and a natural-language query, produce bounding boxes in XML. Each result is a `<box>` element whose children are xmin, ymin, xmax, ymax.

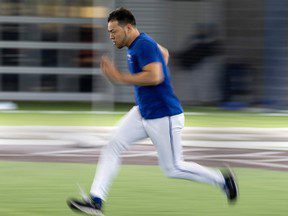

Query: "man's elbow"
<box><xmin>163</xmin><ymin>48</ymin><xmax>169</xmax><ymax>60</ymax></box>
<box><xmin>165</xmin><ymin>49</ymin><xmax>170</xmax><ymax>59</ymax></box>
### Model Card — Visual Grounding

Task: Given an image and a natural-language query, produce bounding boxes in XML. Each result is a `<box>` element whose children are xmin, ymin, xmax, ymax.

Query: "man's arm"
<box><xmin>121</xmin><ymin>62</ymin><xmax>163</xmax><ymax>85</ymax></box>
<box><xmin>101</xmin><ymin>56</ymin><xmax>163</xmax><ymax>86</ymax></box>
<box><xmin>157</xmin><ymin>44</ymin><xmax>169</xmax><ymax>65</ymax></box>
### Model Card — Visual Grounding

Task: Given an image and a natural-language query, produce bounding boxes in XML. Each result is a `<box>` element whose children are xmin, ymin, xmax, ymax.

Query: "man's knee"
<box><xmin>105</xmin><ymin>138</ymin><xmax>128</xmax><ymax>155</ymax></box>
<box><xmin>161</xmin><ymin>165</ymin><xmax>179</xmax><ymax>178</ymax></box>
<box><xmin>161</xmin><ymin>161</ymin><xmax>186</xmax><ymax>178</ymax></box>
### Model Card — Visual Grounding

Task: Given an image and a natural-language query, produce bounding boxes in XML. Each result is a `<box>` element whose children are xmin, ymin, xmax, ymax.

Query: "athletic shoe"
<box><xmin>67</xmin><ymin>197</ymin><xmax>103</xmax><ymax>216</ymax></box>
<box><xmin>67</xmin><ymin>185</ymin><xmax>104</xmax><ymax>216</ymax></box>
<box><xmin>221</xmin><ymin>167</ymin><xmax>238</xmax><ymax>203</ymax></box>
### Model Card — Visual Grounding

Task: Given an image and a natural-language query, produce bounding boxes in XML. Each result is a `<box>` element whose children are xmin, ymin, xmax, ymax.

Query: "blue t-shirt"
<box><xmin>127</xmin><ymin>32</ymin><xmax>183</xmax><ymax>119</ymax></box>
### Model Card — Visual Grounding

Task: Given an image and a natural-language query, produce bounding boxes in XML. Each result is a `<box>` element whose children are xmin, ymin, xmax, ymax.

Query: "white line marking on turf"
<box><xmin>2</xmin><ymin>139</ymin><xmax>288</xmax><ymax>151</ymax></box>
<box><xmin>27</xmin><ymin>147</ymin><xmax>236</xmax><ymax>158</ymax></box>
<box><xmin>0</xmin><ymin>154</ymin><xmax>27</xmax><ymax>157</ymax></box>
<box><xmin>257</xmin><ymin>158</ymin><xmax>288</xmax><ymax>163</ymax></box>
<box><xmin>122</xmin><ymin>152</ymin><xmax>157</xmax><ymax>157</ymax></box>
<box><xmin>26</xmin><ymin>149</ymin><xmax>283</xmax><ymax>160</ymax></box>
<box><xmin>28</xmin><ymin>148</ymin><xmax>99</xmax><ymax>156</ymax></box>
<box><xmin>181</xmin><ymin>141</ymin><xmax>288</xmax><ymax>151</ymax></box>
<box><xmin>29</xmin><ymin>148</ymin><xmax>158</xmax><ymax>158</ymax></box>
<box><xmin>208</xmin><ymin>158</ymin><xmax>288</xmax><ymax>169</ymax></box>
<box><xmin>2</xmin><ymin>147</ymin><xmax>288</xmax><ymax>170</ymax></box>
<box><xmin>182</xmin><ymin>148</ymin><xmax>216</xmax><ymax>152</ymax></box>
<box><xmin>0</xmin><ymin>139</ymin><xmax>75</xmax><ymax>146</ymax></box>
<box><xmin>184</xmin><ymin>151</ymin><xmax>283</xmax><ymax>160</ymax></box>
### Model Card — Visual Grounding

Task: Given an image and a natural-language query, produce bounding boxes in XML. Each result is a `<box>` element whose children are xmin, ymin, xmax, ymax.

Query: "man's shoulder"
<box><xmin>134</xmin><ymin>36</ymin><xmax>157</xmax><ymax>50</ymax></box>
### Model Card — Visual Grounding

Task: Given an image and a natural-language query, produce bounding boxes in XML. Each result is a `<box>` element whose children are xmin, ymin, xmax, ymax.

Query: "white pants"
<box><xmin>90</xmin><ymin>106</ymin><xmax>224</xmax><ymax>200</ymax></box>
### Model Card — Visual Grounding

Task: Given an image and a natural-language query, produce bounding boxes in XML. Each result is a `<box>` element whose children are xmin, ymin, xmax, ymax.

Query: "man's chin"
<box><xmin>115</xmin><ymin>44</ymin><xmax>124</xmax><ymax>49</ymax></box>
<box><xmin>113</xmin><ymin>42</ymin><xmax>124</xmax><ymax>49</ymax></box>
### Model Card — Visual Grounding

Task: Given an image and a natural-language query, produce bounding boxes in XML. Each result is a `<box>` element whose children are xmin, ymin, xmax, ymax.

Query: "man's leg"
<box><xmin>67</xmin><ymin>106</ymin><xmax>148</xmax><ymax>215</ymax></box>
<box><xmin>90</xmin><ymin>106</ymin><xmax>148</xmax><ymax>200</ymax></box>
<box><xmin>143</xmin><ymin>113</ymin><xmax>225</xmax><ymax>186</ymax></box>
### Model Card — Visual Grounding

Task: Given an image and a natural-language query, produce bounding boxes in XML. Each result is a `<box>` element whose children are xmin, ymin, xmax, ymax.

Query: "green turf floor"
<box><xmin>1</xmin><ymin>112</ymin><xmax>288</xmax><ymax>127</ymax></box>
<box><xmin>1</xmin><ymin>102</ymin><xmax>288</xmax><ymax>127</ymax></box>
<box><xmin>0</xmin><ymin>161</ymin><xmax>287</xmax><ymax>216</ymax></box>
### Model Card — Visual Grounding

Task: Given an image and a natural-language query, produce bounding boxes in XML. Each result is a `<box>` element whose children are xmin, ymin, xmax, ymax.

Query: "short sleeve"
<box><xmin>137</xmin><ymin>40</ymin><xmax>161</xmax><ymax>69</ymax></box>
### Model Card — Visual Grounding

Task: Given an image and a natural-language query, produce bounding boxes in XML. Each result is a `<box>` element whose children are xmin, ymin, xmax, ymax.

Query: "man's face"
<box><xmin>108</xmin><ymin>21</ymin><xmax>128</xmax><ymax>49</ymax></box>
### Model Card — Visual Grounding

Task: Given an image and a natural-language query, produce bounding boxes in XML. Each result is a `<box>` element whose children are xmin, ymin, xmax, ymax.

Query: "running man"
<box><xmin>67</xmin><ymin>7</ymin><xmax>238</xmax><ymax>216</ymax></box>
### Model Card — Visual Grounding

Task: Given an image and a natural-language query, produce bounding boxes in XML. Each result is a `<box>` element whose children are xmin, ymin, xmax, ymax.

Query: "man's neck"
<box><xmin>126</xmin><ymin>29</ymin><xmax>140</xmax><ymax>47</ymax></box>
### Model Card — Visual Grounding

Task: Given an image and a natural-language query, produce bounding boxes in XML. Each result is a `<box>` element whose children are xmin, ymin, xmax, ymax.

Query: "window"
<box><xmin>58</xmin><ymin>74</ymin><xmax>79</xmax><ymax>92</ymax></box>
<box><xmin>19</xmin><ymin>74</ymin><xmax>41</xmax><ymax>92</ymax></box>
<box><xmin>58</xmin><ymin>50</ymin><xmax>78</xmax><ymax>67</ymax></box>
<box><xmin>40</xmin><ymin>74</ymin><xmax>57</xmax><ymax>92</ymax></box>
<box><xmin>1</xmin><ymin>49</ymin><xmax>20</xmax><ymax>66</ymax></box>
<box><xmin>20</xmin><ymin>49</ymin><xmax>40</xmax><ymax>66</ymax></box>
<box><xmin>41</xmin><ymin>50</ymin><xmax>58</xmax><ymax>67</ymax></box>
<box><xmin>41</xmin><ymin>24</ymin><xmax>58</xmax><ymax>42</ymax></box>
<box><xmin>79</xmin><ymin>75</ymin><xmax>92</xmax><ymax>92</ymax></box>
<box><xmin>80</xmin><ymin>25</ymin><xmax>93</xmax><ymax>42</ymax></box>
<box><xmin>1</xmin><ymin>24</ymin><xmax>19</xmax><ymax>40</ymax></box>
<box><xmin>1</xmin><ymin>74</ymin><xmax>19</xmax><ymax>91</ymax></box>
<box><xmin>0</xmin><ymin>1</ymin><xmax>23</xmax><ymax>16</ymax></box>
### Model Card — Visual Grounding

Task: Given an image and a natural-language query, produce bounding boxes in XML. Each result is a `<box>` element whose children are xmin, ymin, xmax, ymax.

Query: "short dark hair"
<box><xmin>108</xmin><ymin>7</ymin><xmax>136</xmax><ymax>26</ymax></box>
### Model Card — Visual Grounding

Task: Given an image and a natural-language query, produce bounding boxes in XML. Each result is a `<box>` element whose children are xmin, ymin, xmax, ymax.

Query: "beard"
<box><xmin>115</xmin><ymin>32</ymin><xmax>129</xmax><ymax>49</ymax></box>
<box><xmin>115</xmin><ymin>42</ymin><xmax>124</xmax><ymax>49</ymax></box>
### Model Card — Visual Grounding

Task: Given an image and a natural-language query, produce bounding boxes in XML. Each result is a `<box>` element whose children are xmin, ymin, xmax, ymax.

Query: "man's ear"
<box><xmin>126</xmin><ymin>24</ymin><xmax>133</xmax><ymax>32</ymax></box>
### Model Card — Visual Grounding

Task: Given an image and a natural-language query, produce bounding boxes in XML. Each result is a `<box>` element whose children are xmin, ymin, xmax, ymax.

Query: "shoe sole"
<box><xmin>68</xmin><ymin>200</ymin><xmax>104</xmax><ymax>216</ymax></box>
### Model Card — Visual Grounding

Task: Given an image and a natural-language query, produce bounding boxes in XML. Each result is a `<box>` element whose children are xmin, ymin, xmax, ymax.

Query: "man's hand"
<box><xmin>101</xmin><ymin>56</ymin><xmax>123</xmax><ymax>83</ymax></box>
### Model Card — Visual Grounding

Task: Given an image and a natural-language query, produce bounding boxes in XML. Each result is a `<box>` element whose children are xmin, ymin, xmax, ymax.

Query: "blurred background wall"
<box><xmin>0</xmin><ymin>0</ymin><xmax>113</xmax><ymax>102</ymax></box>
<box><xmin>0</xmin><ymin>0</ymin><xmax>287</xmax><ymax>109</ymax></box>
